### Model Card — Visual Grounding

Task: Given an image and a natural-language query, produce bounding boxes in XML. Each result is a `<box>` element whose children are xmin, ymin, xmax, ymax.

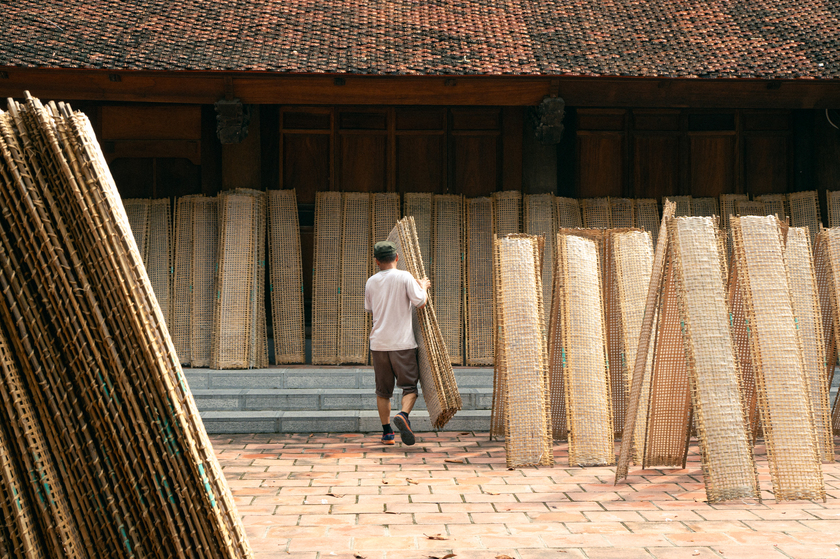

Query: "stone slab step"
<box><xmin>200</xmin><ymin>409</ymin><xmax>491</xmax><ymax>434</ymax></box>
<box><xmin>191</xmin><ymin>387</ymin><xmax>492</xmax><ymax>412</ymax></box>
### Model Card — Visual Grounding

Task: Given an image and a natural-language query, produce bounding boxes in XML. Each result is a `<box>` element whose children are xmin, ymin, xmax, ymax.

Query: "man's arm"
<box><xmin>413</xmin><ymin>277</ymin><xmax>431</xmax><ymax>309</ymax></box>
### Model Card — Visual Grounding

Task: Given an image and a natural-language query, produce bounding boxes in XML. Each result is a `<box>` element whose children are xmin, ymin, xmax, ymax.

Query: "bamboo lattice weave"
<box><xmin>147</xmin><ymin>198</ymin><xmax>172</xmax><ymax>327</ymax></box>
<box><xmin>191</xmin><ymin>196</ymin><xmax>218</xmax><ymax>367</ymax></box>
<box><xmin>557</xmin><ymin>231</ymin><xmax>614</xmax><ymax>466</ymax></box>
<box><xmin>494</xmin><ymin>234</ymin><xmax>553</xmax><ymax>468</ymax></box>
<box><xmin>789</xmin><ymin>191</ymin><xmax>821</xmax><ymax>247</ymax></box>
<box><xmin>171</xmin><ymin>195</ymin><xmax>195</xmax><ymax>364</ymax></box>
<box><xmin>524</xmin><ymin>193</ymin><xmax>556</xmax><ymax>333</ymax></box>
<box><xmin>817</xmin><ymin>229</ymin><xmax>840</xmax><ymax>436</ymax></box>
<box><xmin>581</xmin><ymin>198</ymin><xmax>611</xmax><ymax>228</ymax></box>
<box><xmin>785</xmin><ymin>227</ymin><xmax>834</xmax><ymax>462</ymax></box>
<box><xmin>432</xmin><ymin>194</ymin><xmax>464</xmax><ymax>365</ymax></box>
<box><xmin>404</xmin><ymin>192</ymin><xmax>433</xmax><ymax>278</ymax></box>
<box><xmin>634</xmin><ymin>199</ymin><xmax>660</xmax><ymax>246</ymax></box>
<box><xmin>727</xmin><ymin>260</ymin><xmax>761</xmax><ymax>440</ymax></box>
<box><xmin>465</xmin><ymin>197</ymin><xmax>494</xmax><ymax>365</ymax></box>
<box><xmin>268</xmin><ymin>190</ymin><xmax>305</xmax><ymax>364</ymax></box>
<box><xmin>731</xmin><ymin>215</ymin><xmax>825</xmax><ymax>502</ymax></box>
<box><xmin>546</xmin><ymin>233</ymin><xmax>567</xmax><ymax>441</ymax></box>
<box><xmin>691</xmin><ymin>197</ymin><xmax>719</xmax><ymax>217</ymax></box>
<box><xmin>610</xmin><ymin>198</ymin><xmax>635</xmax><ymax>228</ymax></box>
<box><xmin>312</xmin><ymin>192</ymin><xmax>342</xmax><ymax>365</ymax></box>
<box><xmin>604</xmin><ymin>230</ymin><xmax>635</xmax><ymax>438</ymax></box>
<box><xmin>813</xmin><ymin>232</ymin><xmax>835</xmax><ymax>387</ymax></box>
<box><xmin>667</xmin><ymin>216</ymin><xmax>759</xmax><ymax>503</ymax></box>
<box><xmin>339</xmin><ymin>192</ymin><xmax>371</xmax><ymax>364</ymax></box>
<box><xmin>736</xmin><ymin>200</ymin><xmax>766</xmax><ymax>216</ymax></box>
<box><xmin>665</xmin><ymin>196</ymin><xmax>691</xmax><ymax>217</ymax></box>
<box><xmin>556</xmin><ymin>197</ymin><xmax>582</xmax><ymax>228</ymax></box>
<box><xmin>253</xmin><ymin>190</ymin><xmax>269</xmax><ymax>368</ymax></box>
<box><xmin>123</xmin><ymin>198</ymin><xmax>150</xmax><ymax>264</ymax></box>
<box><xmin>493</xmin><ymin>190</ymin><xmax>522</xmax><ymax>236</ymax></box>
<box><xmin>612</xmin><ymin>230</ymin><xmax>654</xmax><ymax>463</ymax></box>
<box><xmin>828</xmin><ymin>191</ymin><xmax>840</xmax><ymax>228</ymax></box>
<box><xmin>757</xmin><ymin>194</ymin><xmax>789</xmax><ymax>220</ymax></box>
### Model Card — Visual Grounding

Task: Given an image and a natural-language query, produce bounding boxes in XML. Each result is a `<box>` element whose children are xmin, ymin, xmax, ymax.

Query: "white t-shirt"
<box><xmin>364</xmin><ymin>268</ymin><xmax>427</xmax><ymax>351</ymax></box>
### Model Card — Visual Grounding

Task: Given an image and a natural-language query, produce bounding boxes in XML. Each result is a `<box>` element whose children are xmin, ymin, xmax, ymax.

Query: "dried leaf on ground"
<box><xmin>444</xmin><ymin>459</ymin><xmax>464</xmax><ymax>464</ymax></box>
<box><xmin>425</xmin><ymin>534</ymin><xmax>448</xmax><ymax>540</ymax></box>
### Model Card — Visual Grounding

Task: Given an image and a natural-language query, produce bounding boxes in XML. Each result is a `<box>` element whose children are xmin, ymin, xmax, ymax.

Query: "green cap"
<box><xmin>374</xmin><ymin>241</ymin><xmax>397</xmax><ymax>259</ymax></box>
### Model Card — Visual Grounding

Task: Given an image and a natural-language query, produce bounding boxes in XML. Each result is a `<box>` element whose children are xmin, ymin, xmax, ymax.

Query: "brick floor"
<box><xmin>214</xmin><ymin>432</ymin><xmax>840</xmax><ymax>559</ymax></box>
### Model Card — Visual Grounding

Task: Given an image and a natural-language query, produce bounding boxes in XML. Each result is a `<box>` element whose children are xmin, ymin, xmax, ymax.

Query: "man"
<box><xmin>364</xmin><ymin>240</ymin><xmax>430</xmax><ymax>446</ymax></box>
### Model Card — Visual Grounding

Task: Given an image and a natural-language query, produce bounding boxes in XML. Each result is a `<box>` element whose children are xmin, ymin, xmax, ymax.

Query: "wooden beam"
<box><xmin>1</xmin><ymin>67</ymin><xmax>839</xmax><ymax>109</ymax></box>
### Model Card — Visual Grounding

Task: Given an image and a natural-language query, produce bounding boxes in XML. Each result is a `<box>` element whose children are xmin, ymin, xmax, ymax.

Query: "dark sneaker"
<box><xmin>381</xmin><ymin>432</ymin><xmax>395</xmax><ymax>445</ymax></box>
<box><xmin>393</xmin><ymin>413</ymin><xmax>415</xmax><ymax>446</ymax></box>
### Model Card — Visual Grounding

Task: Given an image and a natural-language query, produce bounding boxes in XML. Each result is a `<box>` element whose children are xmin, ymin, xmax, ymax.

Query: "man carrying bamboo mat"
<box><xmin>365</xmin><ymin>240</ymin><xmax>431</xmax><ymax>446</ymax></box>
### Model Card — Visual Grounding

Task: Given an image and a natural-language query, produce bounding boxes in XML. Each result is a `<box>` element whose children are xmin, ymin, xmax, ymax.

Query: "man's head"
<box><xmin>374</xmin><ymin>241</ymin><xmax>398</xmax><ymax>268</ymax></box>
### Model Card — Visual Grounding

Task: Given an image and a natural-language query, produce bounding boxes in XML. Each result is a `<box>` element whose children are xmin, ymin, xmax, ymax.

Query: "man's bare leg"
<box><xmin>401</xmin><ymin>392</ymin><xmax>417</xmax><ymax>415</ymax></box>
<box><xmin>377</xmin><ymin>396</ymin><xmax>392</xmax><ymax>425</ymax></box>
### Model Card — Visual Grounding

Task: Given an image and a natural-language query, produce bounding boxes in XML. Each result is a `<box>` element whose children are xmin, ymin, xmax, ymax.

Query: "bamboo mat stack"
<box><xmin>387</xmin><ymin>217</ymin><xmax>462</xmax><ymax>428</ymax></box>
<box><xmin>147</xmin><ymin>198</ymin><xmax>173</xmax><ymax>326</ymax></box>
<box><xmin>432</xmin><ymin>194</ymin><xmax>464</xmax><ymax>365</ymax></box>
<box><xmin>191</xmin><ymin>195</ymin><xmax>219</xmax><ymax>368</ymax></box>
<box><xmin>268</xmin><ymin>189</ymin><xmax>305</xmax><ymax>364</ymax></box>
<box><xmin>0</xmin><ymin>94</ymin><xmax>250</xmax><ymax>557</ymax></box>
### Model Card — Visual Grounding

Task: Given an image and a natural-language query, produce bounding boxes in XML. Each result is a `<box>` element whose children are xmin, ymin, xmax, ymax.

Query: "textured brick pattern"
<box><xmin>1</xmin><ymin>1</ymin><xmax>838</xmax><ymax>78</ymax></box>
<box><xmin>215</xmin><ymin>432</ymin><xmax>840</xmax><ymax>558</ymax></box>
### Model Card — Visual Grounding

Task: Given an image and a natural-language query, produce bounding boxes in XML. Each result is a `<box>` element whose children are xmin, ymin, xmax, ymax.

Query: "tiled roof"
<box><xmin>1</xmin><ymin>0</ymin><xmax>838</xmax><ymax>79</ymax></box>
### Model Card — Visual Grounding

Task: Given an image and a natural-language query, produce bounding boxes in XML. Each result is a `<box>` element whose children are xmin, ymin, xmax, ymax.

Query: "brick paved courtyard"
<box><xmin>214</xmin><ymin>432</ymin><xmax>840</xmax><ymax>559</ymax></box>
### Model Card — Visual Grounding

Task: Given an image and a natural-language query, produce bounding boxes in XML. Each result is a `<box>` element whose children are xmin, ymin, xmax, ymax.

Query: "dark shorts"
<box><xmin>371</xmin><ymin>349</ymin><xmax>420</xmax><ymax>399</ymax></box>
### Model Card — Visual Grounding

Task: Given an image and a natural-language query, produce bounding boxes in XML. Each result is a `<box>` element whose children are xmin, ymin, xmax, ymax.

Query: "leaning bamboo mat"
<box><xmin>789</xmin><ymin>191</ymin><xmax>821</xmax><ymax>247</ymax></box>
<box><xmin>817</xmin><ymin>229</ymin><xmax>840</xmax><ymax>437</ymax></box>
<box><xmin>736</xmin><ymin>200</ymin><xmax>766</xmax><ymax>216</ymax></box>
<box><xmin>634</xmin><ymin>199</ymin><xmax>660</xmax><ymax>245</ymax></box>
<box><xmin>246</xmin><ymin>189</ymin><xmax>269</xmax><ymax>369</ymax></box>
<box><xmin>211</xmin><ymin>191</ymin><xmax>257</xmax><ymax>369</ymax></box>
<box><xmin>404</xmin><ymin>192</ymin><xmax>433</xmax><ymax>279</ymax></box>
<box><xmin>785</xmin><ymin>227</ymin><xmax>834</xmax><ymax>462</ymax></box>
<box><xmin>668</xmin><ymin>216</ymin><xmax>760</xmax><ymax>503</ymax></box>
<box><xmin>731</xmin><ymin>215</ymin><xmax>825</xmax><ymax>502</ymax></box>
<box><xmin>123</xmin><ymin>197</ymin><xmax>151</xmax><ymax>264</ymax></box>
<box><xmin>147</xmin><ymin>198</ymin><xmax>172</xmax><ymax>327</ymax></box>
<box><xmin>556</xmin><ymin>196</ymin><xmax>582</xmax><ymax>228</ymax></box>
<box><xmin>612</xmin><ymin>230</ymin><xmax>654</xmax><ymax>463</ymax></box>
<box><xmin>312</xmin><ymin>191</ymin><xmax>342</xmax><ymax>365</ymax></box>
<box><xmin>546</xmin><ymin>234</ymin><xmax>568</xmax><ymax>441</ymax></box>
<box><xmin>268</xmin><ymin>189</ymin><xmax>305</xmax><ymax>364</ymax></box>
<box><xmin>727</xmin><ymin>257</ymin><xmax>761</xmax><ymax>440</ymax></box>
<box><xmin>339</xmin><ymin>192</ymin><xmax>371</xmax><ymax>365</ymax></box>
<box><xmin>581</xmin><ymin>197</ymin><xmax>611</xmax><ymax>229</ymax></box>
<box><xmin>432</xmin><ymin>194</ymin><xmax>464</xmax><ymax>365</ymax></box>
<box><xmin>492</xmin><ymin>190</ymin><xmax>522</xmax><ymax>236</ymax></box>
<box><xmin>757</xmin><ymin>193</ymin><xmax>789</xmax><ymax>220</ymax></box>
<box><xmin>828</xmin><ymin>191</ymin><xmax>840</xmax><ymax>228</ymax></box>
<box><xmin>720</xmin><ymin>193</ymin><xmax>749</xmax><ymax>262</ymax></box>
<box><xmin>524</xmin><ymin>193</ymin><xmax>556</xmax><ymax>334</ymax></box>
<box><xmin>465</xmin><ymin>197</ymin><xmax>494</xmax><ymax>365</ymax></box>
<box><xmin>172</xmin><ymin>195</ymin><xmax>196</xmax><ymax>364</ymax></box>
<box><xmin>556</xmin><ymin>230</ymin><xmax>614</xmax><ymax>466</ymax></box>
<box><xmin>191</xmin><ymin>196</ymin><xmax>218</xmax><ymax>368</ymax></box>
<box><xmin>665</xmin><ymin>195</ymin><xmax>691</xmax><ymax>217</ymax></box>
<box><xmin>690</xmin><ymin>197</ymin><xmax>719</xmax><ymax>217</ymax></box>
<box><xmin>604</xmin><ymin>230</ymin><xmax>635</xmax><ymax>438</ymax></box>
<box><xmin>0</xmin><ymin>94</ymin><xmax>251</xmax><ymax>558</ymax></box>
<box><xmin>610</xmin><ymin>198</ymin><xmax>635</xmax><ymax>228</ymax></box>
<box><xmin>493</xmin><ymin>234</ymin><xmax>553</xmax><ymax>468</ymax></box>
<box><xmin>387</xmin><ymin>217</ymin><xmax>462</xmax><ymax>428</ymax></box>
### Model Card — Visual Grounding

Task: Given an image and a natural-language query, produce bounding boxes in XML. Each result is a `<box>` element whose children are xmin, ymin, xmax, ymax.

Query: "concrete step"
<box><xmin>191</xmin><ymin>387</ymin><xmax>492</xmax><ymax>412</ymax></box>
<box><xmin>200</xmin><ymin>409</ymin><xmax>491</xmax><ymax>434</ymax></box>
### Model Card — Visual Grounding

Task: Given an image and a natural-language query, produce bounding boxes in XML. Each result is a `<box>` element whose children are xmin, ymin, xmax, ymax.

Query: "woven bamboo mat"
<box><xmin>147</xmin><ymin>198</ymin><xmax>172</xmax><ymax>327</ymax></box>
<box><xmin>0</xmin><ymin>95</ymin><xmax>251</xmax><ymax>558</ymax></box>
<box><xmin>731</xmin><ymin>215</ymin><xmax>825</xmax><ymax>502</ymax></box>
<box><xmin>339</xmin><ymin>192</ymin><xmax>371</xmax><ymax>365</ymax></box>
<box><xmin>664</xmin><ymin>196</ymin><xmax>691</xmax><ymax>217</ymax></box>
<box><xmin>252</xmin><ymin>190</ymin><xmax>269</xmax><ymax>369</ymax></box>
<box><xmin>612</xmin><ymin>230</ymin><xmax>654</xmax><ymax>463</ymax></box>
<box><xmin>736</xmin><ymin>200</ymin><xmax>766</xmax><ymax>216</ymax></box>
<box><xmin>556</xmin><ymin>196</ymin><xmax>583</xmax><ymax>228</ymax></box>
<box><xmin>556</xmin><ymin>230</ymin><xmax>615</xmax><ymax>466</ymax></box>
<box><xmin>789</xmin><ymin>191</ymin><xmax>821</xmax><ymax>247</ymax></box>
<box><xmin>610</xmin><ymin>198</ymin><xmax>635</xmax><ymax>228</ymax></box>
<box><xmin>172</xmin><ymin>195</ymin><xmax>196</xmax><ymax>365</ymax></box>
<box><xmin>312</xmin><ymin>191</ymin><xmax>342</xmax><ymax>365</ymax></box>
<box><xmin>547</xmin><ymin>232</ymin><xmax>568</xmax><ymax>441</ymax></box>
<box><xmin>372</xmin><ymin>192</ymin><xmax>401</xmax><ymax>248</ymax></box>
<box><xmin>828</xmin><ymin>192</ymin><xmax>840</xmax><ymax>228</ymax></box>
<box><xmin>268</xmin><ymin>190</ymin><xmax>305</xmax><ymax>364</ymax></box>
<box><xmin>615</xmin><ymin>202</ymin><xmax>675</xmax><ymax>483</ymax></box>
<box><xmin>727</xmin><ymin>258</ymin><xmax>761</xmax><ymax>440</ymax></box>
<box><xmin>524</xmin><ymin>193</ymin><xmax>556</xmax><ymax>334</ymax></box>
<box><xmin>493</xmin><ymin>234</ymin><xmax>553</xmax><ymax>468</ymax></box>
<box><xmin>191</xmin><ymin>196</ymin><xmax>218</xmax><ymax>368</ymax></box>
<box><xmin>720</xmin><ymin>193</ymin><xmax>749</xmax><ymax>265</ymax></box>
<box><xmin>668</xmin><ymin>216</ymin><xmax>760</xmax><ymax>503</ymax></box>
<box><xmin>816</xmin><ymin>229</ymin><xmax>840</xmax><ymax>437</ymax></box>
<box><xmin>465</xmin><ymin>197</ymin><xmax>494</xmax><ymax>365</ymax></box>
<box><xmin>404</xmin><ymin>192</ymin><xmax>433</xmax><ymax>279</ymax></box>
<box><xmin>757</xmin><ymin>194</ymin><xmax>789</xmax><ymax>220</ymax></box>
<box><xmin>123</xmin><ymin>198</ymin><xmax>151</xmax><ymax>265</ymax></box>
<box><xmin>604</xmin><ymin>230</ymin><xmax>628</xmax><ymax>438</ymax></box>
<box><xmin>387</xmin><ymin>217</ymin><xmax>462</xmax><ymax>428</ymax></box>
<box><xmin>493</xmin><ymin>190</ymin><xmax>522</xmax><ymax>236</ymax></box>
<box><xmin>432</xmin><ymin>194</ymin><xmax>464</xmax><ymax>365</ymax></box>
<box><xmin>785</xmin><ymin>227</ymin><xmax>834</xmax><ymax>462</ymax></box>
<box><xmin>690</xmin><ymin>197</ymin><xmax>719</xmax><ymax>217</ymax></box>
<box><xmin>635</xmin><ymin>199</ymin><xmax>660</xmax><ymax>246</ymax></box>
<box><xmin>581</xmin><ymin>197</ymin><xmax>611</xmax><ymax>228</ymax></box>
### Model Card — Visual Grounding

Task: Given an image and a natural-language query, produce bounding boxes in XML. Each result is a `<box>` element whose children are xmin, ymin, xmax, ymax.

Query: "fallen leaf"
<box><xmin>496</xmin><ymin>555</ymin><xmax>515</xmax><ymax>559</ymax></box>
<box><xmin>485</xmin><ymin>491</ymin><xmax>499</xmax><ymax>495</ymax></box>
<box><xmin>692</xmin><ymin>552</ymin><xmax>700</xmax><ymax>557</ymax></box>
<box><xmin>382</xmin><ymin>481</ymin><xmax>390</xmax><ymax>485</ymax></box>
<box><xmin>429</xmin><ymin>555</ymin><xmax>456</xmax><ymax>559</ymax></box>
<box><xmin>354</xmin><ymin>555</ymin><xmax>366</xmax><ymax>559</ymax></box>
<box><xmin>459</xmin><ymin>432</ymin><xmax>471</xmax><ymax>435</ymax></box>
<box><xmin>326</xmin><ymin>493</ymin><xmax>344</xmax><ymax>498</ymax></box>
<box><xmin>407</xmin><ymin>478</ymin><xmax>419</xmax><ymax>485</ymax></box>
<box><xmin>507</xmin><ymin>468</ymin><xmax>515</xmax><ymax>471</ymax></box>
<box><xmin>425</xmin><ymin>534</ymin><xmax>448</xmax><ymax>540</ymax></box>
<box><xmin>444</xmin><ymin>459</ymin><xmax>464</xmax><ymax>464</ymax></box>
<box><xmin>384</xmin><ymin>511</ymin><xmax>399</xmax><ymax>514</ymax></box>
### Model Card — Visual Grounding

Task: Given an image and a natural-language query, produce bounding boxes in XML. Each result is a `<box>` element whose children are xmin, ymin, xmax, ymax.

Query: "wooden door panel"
<box><xmin>453</xmin><ymin>135</ymin><xmax>498</xmax><ymax>197</ymax></box>
<box><xmin>633</xmin><ymin>135</ymin><xmax>680</xmax><ymax>199</ymax></box>
<box><xmin>577</xmin><ymin>134</ymin><xmax>624</xmax><ymax>198</ymax></box>
<box><xmin>397</xmin><ymin>135</ymin><xmax>445</xmax><ymax>194</ymax></box>
<box><xmin>282</xmin><ymin>134</ymin><xmax>331</xmax><ymax>204</ymax></box>
<box><xmin>690</xmin><ymin>135</ymin><xmax>736</xmax><ymax>197</ymax></box>
<box><xmin>744</xmin><ymin>136</ymin><xmax>789</xmax><ymax>195</ymax></box>
<box><xmin>338</xmin><ymin>134</ymin><xmax>387</xmax><ymax>192</ymax></box>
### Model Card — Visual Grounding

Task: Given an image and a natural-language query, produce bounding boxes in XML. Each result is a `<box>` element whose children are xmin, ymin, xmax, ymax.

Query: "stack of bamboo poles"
<box><xmin>0</xmin><ymin>93</ymin><xmax>250</xmax><ymax>557</ymax></box>
<box><xmin>387</xmin><ymin>217</ymin><xmax>462</xmax><ymax>428</ymax></box>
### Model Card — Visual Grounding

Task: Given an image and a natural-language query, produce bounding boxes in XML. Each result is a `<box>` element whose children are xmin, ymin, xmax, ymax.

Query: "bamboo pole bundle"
<box><xmin>0</xmin><ymin>93</ymin><xmax>251</xmax><ymax>557</ymax></box>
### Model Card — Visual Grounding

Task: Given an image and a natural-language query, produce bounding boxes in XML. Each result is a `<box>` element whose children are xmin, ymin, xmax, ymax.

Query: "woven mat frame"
<box><xmin>556</xmin><ymin>196</ymin><xmax>583</xmax><ymax>228</ymax></box>
<box><xmin>123</xmin><ymin>197</ymin><xmax>151</xmax><ymax>265</ymax></box>
<box><xmin>387</xmin><ymin>217</ymin><xmax>462</xmax><ymax>428</ymax></box>
<box><xmin>524</xmin><ymin>193</ymin><xmax>556</xmax><ymax>334</ymax></box>
<box><xmin>172</xmin><ymin>195</ymin><xmax>196</xmax><ymax>365</ymax></box>
<box><xmin>492</xmin><ymin>190</ymin><xmax>522</xmax><ymax>236</ymax></box>
<box><xmin>690</xmin><ymin>197</ymin><xmax>719</xmax><ymax>217</ymax></box>
<box><xmin>788</xmin><ymin>190</ymin><xmax>822</xmax><ymax>247</ymax></box>
<box><xmin>493</xmin><ymin>234</ymin><xmax>553</xmax><ymax>468</ymax></box>
<box><xmin>0</xmin><ymin>95</ymin><xmax>252</xmax><ymax>557</ymax></box>
<box><xmin>339</xmin><ymin>192</ymin><xmax>371</xmax><ymax>365</ymax></box>
<box><xmin>190</xmin><ymin>196</ymin><xmax>218</xmax><ymax>368</ymax></box>
<box><xmin>147</xmin><ymin>198</ymin><xmax>172</xmax><ymax>327</ymax></box>
<box><xmin>312</xmin><ymin>191</ymin><xmax>342</xmax><ymax>365</ymax></box>
<box><xmin>581</xmin><ymin>197</ymin><xmax>611</xmax><ymax>229</ymax></box>
<box><xmin>556</xmin><ymin>229</ymin><xmax>615</xmax><ymax>466</ymax></box>
<box><xmin>731</xmin><ymin>215</ymin><xmax>825</xmax><ymax>502</ymax></box>
<box><xmin>726</xmin><ymin>256</ymin><xmax>761</xmax><ymax>441</ymax></box>
<box><xmin>720</xmin><ymin>193</ymin><xmax>749</xmax><ymax>265</ymax></box>
<box><xmin>612</xmin><ymin>230</ymin><xmax>654</xmax><ymax>462</ymax></box>
<box><xmin>615</xmin><ymin>201</ymin><xmax>675</xmax><ymax>483</ymax></box>
<box><xmin>828</xmin><ymin>192</ymin><xmax>840</xmax><ymax>228</ymax></box>
<box><xmin>634</xmin><ymin>199</ymin><xmax>660</xmax><ymax>246</ymax></box>
<box><xmin>610</xmin><ymin>198</ymin><xmax>635</xmax><ymax>228</ymax></box>
<box><xmin>667</xmin><ymin>216</ymin><xmax>760</xmax><ymax>503</ymax></box>
<box><xmin>664</xmin><ymin>196</ymin><xmax>691</xmax><ymax>217</ymax></box>
<box><xmin>757</xmin><ymin>194</ymin><xmax>789</xmax><ymax>220</ymax></box>
<box><xmin>252</xmin><ymin>190</ymin><xmax>269</xmax><ymax>368</ymax></box>
<box><xmin>736</xmin><ymin>200</ymin><xmax>766</xmax><ymax>216</ymax></box>
<box><xmin>268</xmin><ymin>190</ymin><xmax>305</xmax><ymax>364</ymax></box>
<box><xmin>816</xmin><ymin>230</ymin><xmax>840</xmax><ymax>437</ymax></box>
<box><xmin>465</xmin><ymin>197</ymin><xmax>494</xmax><ymax>365</ymax></box>
<box><xmin>546</xmin><ymin>232</ymin><xmax>568</xmax><ymax>441</ymax></box>
<box><xmin>404</xmin><ymin>192</ymin><xmax>433</xmax><ymax>279</ymax></box>
<box><xmin>432</xmin><ymin>194</ymin><xmax>464</xmax><ymax>365</ymax></box>
<box><xmin>785</xmin><ymin>227</ymin><xmax>834</xmax><ymax>462</ymax></box>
